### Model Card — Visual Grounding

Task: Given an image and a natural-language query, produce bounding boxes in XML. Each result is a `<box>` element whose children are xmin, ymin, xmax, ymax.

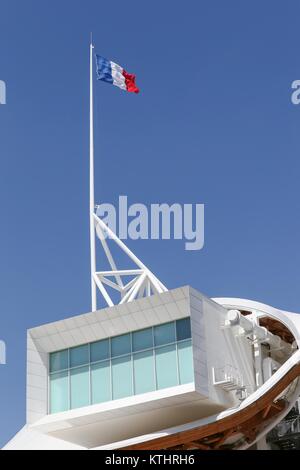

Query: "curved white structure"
<box><xmin>109</xmin><ymin>297</ymin><xmax>300</xmax><ymax>451</ymax></box>
<box><xmin>215</xmin><ymin>298</ymin><xmax>300</xmax><ymax>450</ymax></box>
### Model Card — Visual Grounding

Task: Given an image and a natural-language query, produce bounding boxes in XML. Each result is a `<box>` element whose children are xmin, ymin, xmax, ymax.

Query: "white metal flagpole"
<box><xmin>87</xmin><ymin>37</ymin><xmax>167</xmax><ymax>308</ymax></box>
<box><xmin>90</xmin><ymin>35</ymin><xmax>97</xmax><ymax>311</ymax></box>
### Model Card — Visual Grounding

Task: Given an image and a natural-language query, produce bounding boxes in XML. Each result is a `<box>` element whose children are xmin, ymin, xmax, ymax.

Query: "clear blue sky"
<box><xmin>1</xmin><ymin>0</ymin><xmax>300</xmax><ymax>447</ymax></box>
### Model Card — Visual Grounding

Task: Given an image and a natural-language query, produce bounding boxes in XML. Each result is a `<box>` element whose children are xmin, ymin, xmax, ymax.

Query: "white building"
<box><xmin>4</xmin><ymin>286</ymin><xmax>300</xmax><ymax>450</ymax></box>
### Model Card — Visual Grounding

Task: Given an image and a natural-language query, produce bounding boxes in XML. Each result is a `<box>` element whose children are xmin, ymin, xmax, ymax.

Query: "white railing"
<box><xmin>212</xmin><ymin>365</ymin><xmax>244</xmax><ymax>392</ymax></box>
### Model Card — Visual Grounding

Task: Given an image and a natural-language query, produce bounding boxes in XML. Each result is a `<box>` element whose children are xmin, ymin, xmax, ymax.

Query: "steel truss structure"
<box><xmin>92</xmin><ymin>212</ymin><xmax>167</xmax><ymax>308</ymax></box>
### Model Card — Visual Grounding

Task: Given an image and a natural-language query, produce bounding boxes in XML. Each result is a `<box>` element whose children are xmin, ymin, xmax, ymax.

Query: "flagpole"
<box><xmin>90</xmin><ymin>35</ymin><xmax>97</xmax><ymax>311</ymax></box>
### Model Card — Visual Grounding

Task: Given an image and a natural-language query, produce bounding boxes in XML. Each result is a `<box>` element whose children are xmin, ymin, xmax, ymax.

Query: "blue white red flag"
<box><xmin>95</xmin><ymin>55</ymin><xmax>139</xmax><ymax>94</ymax></box>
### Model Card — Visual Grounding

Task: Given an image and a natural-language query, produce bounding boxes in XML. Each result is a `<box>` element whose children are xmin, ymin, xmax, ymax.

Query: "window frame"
<box><xmin>48</xmin><ymin>317</ymin><xmax>193</xmax><ymax>414</ymax></box>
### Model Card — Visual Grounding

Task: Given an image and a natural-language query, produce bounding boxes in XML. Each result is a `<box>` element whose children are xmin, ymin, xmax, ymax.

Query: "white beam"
<box><xmin>128</xmin><ymin>273</ymin><xmax>147</xmax><ymax>302</ymax></box>
<box><xmin>120</xmin><ymin>279</ymin><xmax>140</xmax><ymax>304</ymax></box>
<box><xmin>96</xmin><ymin>222</ymin><xmax>124</xmax><ymax>289</ymax></box>
<box><xmin>93</xmin><ymin>273</ymin><xmax>114</xmax><ymax>307</ymax></box>
<box><xmin>98</xmin><ymin>276</ymin><xmax>123</xmax><ymax>293</ymax></box>
<box><xmin>95</xmin><ymin>269</ymin><xmax>143</xmax><ymax>276</ymax></box>
<box><xmin>94</xmin><ymin>214</ymin><xmax>168</xmax><ymax>291</ymax></box>
<box><xmin>89</xmin><ymin>41</ymin><xmax>97</xmax><ymax>311</ymax></box>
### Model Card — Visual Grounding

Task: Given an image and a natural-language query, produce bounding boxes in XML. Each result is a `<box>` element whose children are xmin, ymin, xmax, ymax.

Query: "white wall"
<box><xmin>26</xmin><ymin>333</ymin><xmax>48</xmax><ymax>424</ymax></box>
<box><xmin>26</xmin><ymin>286</ymin><xmax>252</xmax><ymax>427</ymax></box>
<box><xmin>190</xmin><ymin>287</ymin><xmax>255</xmax><ymax>407</ymax></box>
<box><xmin>26</xmin><ymin>287</ymin><xmax>193</xmax><ymax>425</ymax></box>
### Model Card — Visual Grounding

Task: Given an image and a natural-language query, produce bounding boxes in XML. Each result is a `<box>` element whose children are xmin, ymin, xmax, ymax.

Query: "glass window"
<box><xmin>91</xmin><ymin>339</ymin><xmax>110</xmax><ymax>363</ymax></box>
<box><xmin>133</xmin><ymin>350</ymin><xmax>155</xmax><ymax>394</ymax></box>
<box><xmin>70</xmin><ymin>366</ymin><xmax>89</xmax><ymax>409</ymax></box>
<box><xmin>49</xmin><ymin>320</ymin><xmax>195</xmax><ymax>414</ymax></box>
<box><xmin>91</xmin><ymin>361</ymin><xmax>111</xmax><ymax>404</ymax></box>
<box><xmin>50</xmin><ymin>371</ymin><xmax>69</xmax><ymax>413</ymax></box>
<box><xmin>111</xmin><ymin>334</ymin><xmax>131</xmax><ymax>357</ymax></box>
<box><xmin>154</xmin><ymin>322</ymin><xmax>176</xmax><ymax>347</ymax></box>
<box><xmin>132</xmin><ymin>328</ymin><xmax>153</xmax><ymax>352</ymax></box>
<box><xmin>176</xmin><ymin>318</ymin><xmax>191</xmax><ymax>342</ymax></box>
<box><xmin>155</xmin><ymin>344</ymin><xmax>178</xmax><ymax>389</ymax></box>
<box><xmin>70</xmin><ymin>344</ymin><xmax>89</xmax><ymax>368</ymax></box>
<box><xmin>178</xmin><ymin>339</ymin><xmax>194</xmax><ymax>384</ymax></box>
<box><xmin>50</xmin><ymin>350</ymin><xmax>68</xmax><ymax>373</ymax></box>
<box><xmin>112</xmin><ymin>355</ymin><xmax>132</xmax><ymax>399</ymax></box>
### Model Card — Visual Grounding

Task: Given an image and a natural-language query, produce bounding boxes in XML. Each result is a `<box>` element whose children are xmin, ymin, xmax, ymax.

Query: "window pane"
<box><xmin>178</xmin><ymin>340</ymin><xmax>194</xmax><ymax>384</ymax></box>
<box><xmin>111</xmin><ymin>334</ymin><xmax>131</xmax><ymax>357</ymax></box>
<box><xmin>112</xmin><ymin>355</ymin><xmax>132</xmax><ymax>399</ymax></box>
<box><xmin>91</xmin><ymin>361</ymin><xmax>111</xmax><ymax>404</ymax></box>
<box><xmin>133</xmin><ymin>350</ymin><xmax>155</xmax><ymax>394</ymax></box>
<box><xmin>70</xmin><ymin>344</ymin><xmax>89</xmax><ymax>368</ymax></box>
<box><xmin>154</xmin><ymin>322</ymin><xmax>175</xmax><ymax>347</ymax></box>
<box><xmin>50</xmin><ymin>350</ymin><xmax>68</xmax><ymax>372</ymax></box>
<box><xmin>155</xmin><ymin>344</ymin><xmax>178</xmax><ymax>389</ymax></box>
<box><xmin>70</xmin><ymin>366</ymin><xmax>90</xmax><ymax>409</ymax></box>
<box><xmin>176</xmin><ymin>318</ymin><xmax>191</xmax><ymax>341</ymax></box>
<box><xmin>50</xmin><ymin>371</ymin><xmax>69</xmax><ymax>413</ymax></box>
<box><xmin>132</xmin><ymin>328</ymin><xmax>153</xmax><ymax>352</ymax></box>
<box><xmin>91</xmin><ymin>339</ymin><xmax>110</xmax><ymax>363</ymax></box>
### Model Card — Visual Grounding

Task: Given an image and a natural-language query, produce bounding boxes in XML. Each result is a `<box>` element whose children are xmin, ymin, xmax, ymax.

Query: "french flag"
<box><xmin>95</xmin><ymin>55</ymin><xmax>139</xmax><ymax>94</ymax></box>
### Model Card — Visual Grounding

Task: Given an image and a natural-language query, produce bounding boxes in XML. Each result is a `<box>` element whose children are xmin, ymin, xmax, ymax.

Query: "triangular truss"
<box><xmin>92</xmin><ymin>212</ymin><xmax>168</xmax><ymax>307</ymax></box>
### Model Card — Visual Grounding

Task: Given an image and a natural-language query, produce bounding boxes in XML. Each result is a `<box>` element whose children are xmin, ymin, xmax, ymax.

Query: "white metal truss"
<box><xmin>91</xmin><ymin>212</ymin><xmax>168</xmax><ymax>308</ymax></box>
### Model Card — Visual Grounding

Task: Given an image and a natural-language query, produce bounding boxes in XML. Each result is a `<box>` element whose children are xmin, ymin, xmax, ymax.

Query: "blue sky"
<box><xmin>1</xmin><ymin>0</ymin><xmax>300</xmax><ymax>447</ymax></box>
